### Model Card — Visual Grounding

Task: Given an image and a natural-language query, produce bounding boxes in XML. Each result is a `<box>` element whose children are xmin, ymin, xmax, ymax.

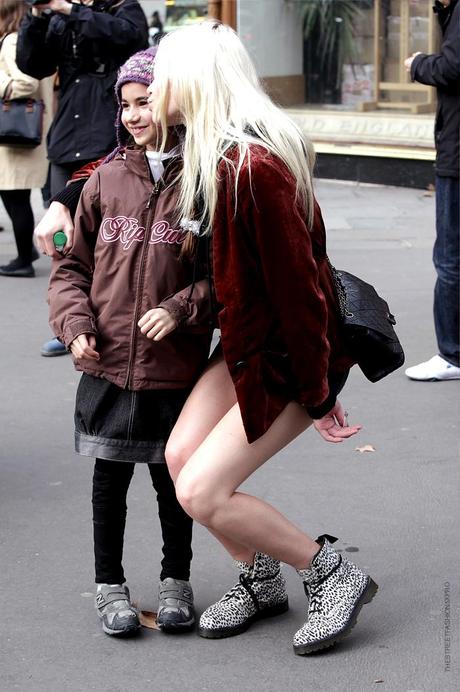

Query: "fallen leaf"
<box><xmin>355</xmin><ymin>444</ymin><xmax>376</xmax><ymax>453</ymax></box>
<box><xmin>138</xmin><ymin>610</ymin><xmax>160</xmax><ymax>630</ymax></box>
<box><xmin>132</xmin><ymin>601</ymin><xmax>161</xmax><ymax>630</ymax></box>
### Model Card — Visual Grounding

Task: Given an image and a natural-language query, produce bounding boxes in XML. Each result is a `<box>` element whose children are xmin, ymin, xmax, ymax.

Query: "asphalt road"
<box><xmin>0</xmin><ymin>181</ymin><xmax>458</xmax><ymax>692</ymax></box>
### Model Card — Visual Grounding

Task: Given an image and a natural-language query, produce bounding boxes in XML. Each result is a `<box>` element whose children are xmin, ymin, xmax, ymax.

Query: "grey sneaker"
<box><xmin>95</xmin><ymin>584</ymin><xmax>140</xmax><ymax>636</ymax></box>
<box><xmin>156</xmin><ymin>578</ymin><xmax>195</xmax><ymax>632</ymax></box>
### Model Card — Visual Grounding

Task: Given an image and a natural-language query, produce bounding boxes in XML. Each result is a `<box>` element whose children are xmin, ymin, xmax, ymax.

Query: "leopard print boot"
<box><xmin>293</xmin><ymin>534</ymin><xmax>378</xmax><ymax>655</ymax></box>
<box><xmin>198</xmin><ymin>552</ymin><xmax>289</xmax><ymax>639</ymax></box>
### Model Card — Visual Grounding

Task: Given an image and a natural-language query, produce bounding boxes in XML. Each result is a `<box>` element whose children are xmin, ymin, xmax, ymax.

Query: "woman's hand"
<box><xmin>138</xmin><ymin>308</ymin><xmax>177</xmax><ymax>341</ymax></box>
<box><xmin>313</xmin><ymin>400</ymin><xmax>362</xmax><ymax>444</ymax></box>
<box><xmin>69</xmin><ymin>334</ymin><xmax>100</xmax><ymax>361</ymax></box>
<box><xmin>34</xmin><ymin>202</ymin><xmax>74</xmax><ymax>258</ymax></box>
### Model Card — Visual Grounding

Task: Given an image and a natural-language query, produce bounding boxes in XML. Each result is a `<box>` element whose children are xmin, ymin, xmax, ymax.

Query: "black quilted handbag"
<box><xmin>328</xmin><ymin>261</ymin><xmax>405</xmax><ymax>382</ymax></box>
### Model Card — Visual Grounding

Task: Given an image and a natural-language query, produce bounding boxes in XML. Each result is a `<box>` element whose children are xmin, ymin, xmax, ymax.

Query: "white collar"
<box><xmin>145</xmin><ymin>144</ymin><xmax>182</xmax><ymax>161</ymax></box>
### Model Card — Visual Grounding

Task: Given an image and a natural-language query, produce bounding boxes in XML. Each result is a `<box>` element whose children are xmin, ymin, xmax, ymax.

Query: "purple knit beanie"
<box><xmin>106</xmin><ymin>46</ymin><xmax>157</xmax><ymax>159</ymax></box>
<box><xmin>115</xmin><ymin>46</ymin><xmax>157</xmax><ymax>102</ymax></box>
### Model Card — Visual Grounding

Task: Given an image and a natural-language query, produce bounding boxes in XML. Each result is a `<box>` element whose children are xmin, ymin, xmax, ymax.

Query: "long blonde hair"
<box><xmin>151</xmin><ymin>21</ymin><xmax>315</xmax><ymax>234</ymax></box>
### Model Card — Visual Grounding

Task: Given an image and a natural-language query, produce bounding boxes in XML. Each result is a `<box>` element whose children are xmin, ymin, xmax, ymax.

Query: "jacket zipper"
<box><xmin>124</xmin><ymin>181</ymin><xmax>161</xmax><ymax>389</ymax></box>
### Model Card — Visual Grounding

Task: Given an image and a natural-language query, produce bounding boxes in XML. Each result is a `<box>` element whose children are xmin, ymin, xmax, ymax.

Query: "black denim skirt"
<box><xmin>74</xmin><ymin>373</ymin><xmax>190</xmax><ymax>463</ymax></box>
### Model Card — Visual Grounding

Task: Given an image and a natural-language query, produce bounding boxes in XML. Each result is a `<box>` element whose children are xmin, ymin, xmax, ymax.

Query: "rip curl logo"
<box><xmin>100</xmin><ymin>216</ymin><xmax>186</xmax><ymax>250</ymax></box>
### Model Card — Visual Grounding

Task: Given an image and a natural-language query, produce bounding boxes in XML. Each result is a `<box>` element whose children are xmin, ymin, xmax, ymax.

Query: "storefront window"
<box><xmin>301</xmin><ymin>0</ymin><xmax>437</xmax><ymax>111</ymax></box>
<box><xmin>300</xmin><ymin>0</ymin><xmax>373</xmax><ymax>107</ymax></box>
<box><xmin>238</xmin><ymin>0</ymin><xmax>437</xmax><ymax>112</ymax></box>
<box><xmin>377</xmin><ymin>0</ymin><xmax>437</xmax><ymax>110</ymax></box>
<box><xmin>164</xmin><ymin>0</ymin><xmax>208</xmax><ymax>29</ymax></box>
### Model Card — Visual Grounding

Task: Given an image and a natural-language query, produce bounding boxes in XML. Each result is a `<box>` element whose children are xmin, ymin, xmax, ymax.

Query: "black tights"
<box><xmin>0</xmin><ymin>189</ymin><xmax>34</xmax><ymax>264</ymax></box>
<box><xmin>92</xmin><ymin>459</ymin><xmax>193</xmax><ymax>584</ymax></box>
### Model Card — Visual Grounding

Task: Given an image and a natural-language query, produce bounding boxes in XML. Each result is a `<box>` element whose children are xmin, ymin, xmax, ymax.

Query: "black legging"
<box><xmin>92</xmin><ymin>459</ymin><xmax>193</xmax><ymax>584</ymax></box>
<box><xmin>0</xmin><ymin>189</ymin><xmax>34</xmax><ymax>264</ymax></box>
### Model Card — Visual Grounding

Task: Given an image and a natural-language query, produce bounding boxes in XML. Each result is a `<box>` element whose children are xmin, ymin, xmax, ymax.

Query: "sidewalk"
<box><xmin>0</xmin><ymin>181</ymin><xmax>458</xmax><ymax>692</ymax></box>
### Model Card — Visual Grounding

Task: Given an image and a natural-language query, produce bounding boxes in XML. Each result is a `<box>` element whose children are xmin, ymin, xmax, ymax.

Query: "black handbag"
<box><xmin>328</xmin><ymin>260</ymin><xmax>405</xmax><ymax>382</ymax></box>
<box><xmin>0</xmin><ymin>98</ymin><xmax>44</xmax><ymax>147</ymax></box>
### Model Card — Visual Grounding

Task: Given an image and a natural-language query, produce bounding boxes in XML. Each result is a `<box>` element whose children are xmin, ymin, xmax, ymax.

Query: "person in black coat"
<box><xmin>16</xmin><ymin>0</ymin><xmax>148</xmax><ymax>197</ymax></box>
<box><xmin>17</xmin><ymin>0</ymin><xmax>148</xmax><ymax>356</ymax></box>
<box><xmin>404</xmin><ymin>0</ymin><xmax>460</xmax><ymax>381</ymax></box>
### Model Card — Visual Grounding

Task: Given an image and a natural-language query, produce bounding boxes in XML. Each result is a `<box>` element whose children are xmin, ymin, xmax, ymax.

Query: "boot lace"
<box><xmin>222</xmin><ymin>575</ymin><xmax>250</xmax><ymax>603</ymax></box>
<box><xmin>222</xmin><ymin>574</ymin><xmax>260</xmax><ymax>611</ymax></box>
<box><xmin>308</xmin><ymin>583</ymin><xmax>324</xmax><ymax>614</ymax></box>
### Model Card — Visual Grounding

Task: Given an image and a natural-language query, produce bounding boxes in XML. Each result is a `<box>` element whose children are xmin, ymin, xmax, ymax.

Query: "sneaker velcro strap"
<box><xmin>96</xmin><ymin>590</ymin><xmax>129</xmax><ymax>608</ymax></box>
<box><xmin>159</xmin><ymin>583</ymin><xmax>193</xmax><ymax>605</ymax></box>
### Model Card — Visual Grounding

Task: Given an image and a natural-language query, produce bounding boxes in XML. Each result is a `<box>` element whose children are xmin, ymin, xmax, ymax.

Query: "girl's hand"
<box><xmin>70</xmin><ymin>334</ymin><xmax>100</xmax><ymax>361</ymax></box>
<box><xmin>138</xmin><ymin>308</ymin><xmax>177</xmax><ymax>341</ymax></box>
<box><xmin>34</xmin><ymin>202</ymin><xmax>74</xmax><ymax>258</ymax></box>
<box><xmin>313</xmin><ymin>400</ymin><xmax>362</xmax><ymax>444</ymax></box>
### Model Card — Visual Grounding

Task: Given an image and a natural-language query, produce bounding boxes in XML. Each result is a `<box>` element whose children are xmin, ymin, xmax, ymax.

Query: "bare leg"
<box><xmin>165</xmin><ymin>356</ymin><xmax>254</xmax><ymax>561</ymax></box>
<box><xmin>175</xmin><ymin>400</ymin><xmax>320</xmax><ymax>569</ymax></box>
<box><xmin>165</xmin><ymin>356</ymin><xmax>236</xmax><ymax>483</ymax></box>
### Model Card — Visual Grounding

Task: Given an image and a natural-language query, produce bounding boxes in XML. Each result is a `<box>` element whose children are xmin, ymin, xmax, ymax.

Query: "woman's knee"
<box><xmin>164</xmin><ymin>439</ymin><xmax>192</xmax><ymax>483</ymax></box>
<box><xmin>175</xmin><ymin>473</ymin><xmax>218</xmax><ymax>525</ymax></box>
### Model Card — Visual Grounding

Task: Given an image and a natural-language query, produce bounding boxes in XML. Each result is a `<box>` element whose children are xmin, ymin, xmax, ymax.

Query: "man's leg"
<box><xmin>433</xmin><ymin>175</ymin><xmax>460</xmax><ymax>367</ymax></box>
<box><xmin>405</xmin><ymin>175</ymin><xmax>460</xmax><ymax>380</ymax></box>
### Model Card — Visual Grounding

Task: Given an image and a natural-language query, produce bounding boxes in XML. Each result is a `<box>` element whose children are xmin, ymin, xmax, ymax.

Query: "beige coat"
<box><xmin>0</xmin><ymin>32</ymin><xmax>54</xmax><ymax>190</ymax></box>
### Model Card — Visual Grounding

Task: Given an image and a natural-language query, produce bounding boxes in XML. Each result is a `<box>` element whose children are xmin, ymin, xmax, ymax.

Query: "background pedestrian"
<box><xmin>404</xmin><ymin>0</ymin><xmax>460</xmax><ymax>381</ymax></box>
<box><xmin>0</xmin><ymin>0</ymin><xmax>53</xmax><ymax>278</ymax></box>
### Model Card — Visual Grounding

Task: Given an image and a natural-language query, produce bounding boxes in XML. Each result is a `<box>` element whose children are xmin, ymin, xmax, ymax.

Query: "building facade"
<box><xmin>141</xmin><ymin>0</ymin><xmax>438</xmax><ymax>187</ymax></box>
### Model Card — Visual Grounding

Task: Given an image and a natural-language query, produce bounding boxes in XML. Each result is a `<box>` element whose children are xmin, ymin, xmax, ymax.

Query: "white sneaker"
<box><xmin>405</xmin><ymin>355</ymin><xmax>460</xmax><ymax>381</ymax></box>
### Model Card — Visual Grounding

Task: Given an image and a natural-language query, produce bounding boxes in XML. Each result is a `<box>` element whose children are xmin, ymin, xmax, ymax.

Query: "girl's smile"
<box><xmin>121</xmin><ymin>82</ymin><xmax>159</xmax><ymax>150</ymax></box>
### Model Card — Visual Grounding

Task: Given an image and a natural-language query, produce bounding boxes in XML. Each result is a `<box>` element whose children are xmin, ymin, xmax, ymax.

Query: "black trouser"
<box><xmin>92</xmin><ymin>459</ymin><xmax>193</xmax><ymax>584</ymax></box>
<box><xmin>0</xmin><ymin>189</ymin><xmax>34</xmax><ymax>263</ymax></box>
<box><xmin>50</xmin><ymin>161</ymin><xmax>92</xmax><ymax>198</ymax></box>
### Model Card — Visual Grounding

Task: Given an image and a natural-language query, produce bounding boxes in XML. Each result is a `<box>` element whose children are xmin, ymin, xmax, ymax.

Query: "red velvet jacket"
<box><xmin>212</xmin><ymin>145</ymin><xmax>354</xmax><ymax>443</ymax></box>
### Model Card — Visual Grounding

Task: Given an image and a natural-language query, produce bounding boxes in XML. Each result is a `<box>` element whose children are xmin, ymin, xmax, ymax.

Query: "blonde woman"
<box><xmin>0</xmin><ymin>0</ymin><xmax>53</xmax><ymax>277</ymax></box>
<box><xmin>148</xmin><ymin>21</ymin><xmax>378</xmax><ymax>655</ymax></box>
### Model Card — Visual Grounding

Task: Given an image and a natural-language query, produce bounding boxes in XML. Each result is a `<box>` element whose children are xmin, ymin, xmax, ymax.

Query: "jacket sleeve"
<box><xmin>411</xmin><ymin>11</ymin><xmax>460</xmax><ymax>87</ymax></box>
<box><xmin>51</xmin><ymin>178</ymin><xmax>87</xmax><ymax>218</ymax></box>
<box><xmin>66</xmin><ymin>1</ymin><xmax>148</xmax><ymax>50</ymax></box>
<box><xmin>158</xmin><ymin>278</ymin><xmax>211</xmax><ymax>333</ymax></box>
<box><xmin>239</xmin><ymin>156</ymin><xmax>331</xmax><ymax>410</ymax></box>
<box><xmin>48</xmin><ymin>172</ymin><xmax>102</xmax><ymax>347</ymax></box>
<box><xmin>0</xmin><ymin>33</ymin><xmax>40</xmax><ymax>99</ymax></box>
<box><xmin>51</xmin><ymin>158</ymin><xmax>106</xmax><ymax>216</ymax></box>
<box><xmin>16</xmin><ymin>11</ymin><xmax>57</xmax><ymax>79</ymax></box>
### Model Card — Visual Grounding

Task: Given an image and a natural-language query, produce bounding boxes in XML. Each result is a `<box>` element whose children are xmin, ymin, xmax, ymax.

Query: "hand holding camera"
<box><xmin>29</xmin><ymin>0</ymin><xmax>73</xmax><ymax>17</ymax></box>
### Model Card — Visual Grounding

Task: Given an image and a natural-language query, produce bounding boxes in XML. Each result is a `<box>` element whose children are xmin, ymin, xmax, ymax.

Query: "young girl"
<box><xmin>148</xmin><ymin>22</ymin><xmax>378</xmax><ymax>655</ymax></box>
<box><xmin>48</xmin><ymin>48</ymin><xmax>212</xmax><ymax>637</ymax></box>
